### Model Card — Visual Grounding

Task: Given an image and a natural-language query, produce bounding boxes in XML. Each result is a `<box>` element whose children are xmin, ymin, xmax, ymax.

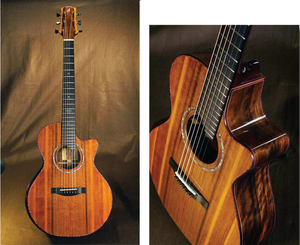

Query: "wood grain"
<box><xmin>150</xmin><ymin>54</ymin><xmax>289</xmax><ymax>244</ymax></box>
<box><xmin>26</xmin><ymin>123</ymin><xmax>112</xmax><ymax>237</ymax></box>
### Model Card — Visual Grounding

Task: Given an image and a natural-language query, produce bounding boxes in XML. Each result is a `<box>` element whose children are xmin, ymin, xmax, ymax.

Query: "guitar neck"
<box><xmin>61</xmin><ymin>39</ymin><xmax>76</xmax><ymax>150</ymax></box>
<box><xmin>197</xmin><ymin>25</ymin><xmax>251</xmax><ymax>140</ymax></box>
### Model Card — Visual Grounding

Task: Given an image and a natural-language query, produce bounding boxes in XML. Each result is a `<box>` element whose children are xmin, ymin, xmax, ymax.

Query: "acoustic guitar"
<box><xmin>26</xmin><ymin>6</ymin><xmax>112</xmax><ymax>237</ymax></box>
<box><xmin>150</xmin><ymin>25</ymin><xmax>289</xmax><ymax>244</ymax></box>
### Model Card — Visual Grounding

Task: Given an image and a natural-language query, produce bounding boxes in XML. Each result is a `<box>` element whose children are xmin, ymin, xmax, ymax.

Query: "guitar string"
<box><xmin>61</xmin><ymin>41</ymin><xmax>67</xmax><ymax>191</ymax></box>
<box><xmin>177</xmin><ymin>26</ymin><xmax>247</xmax><ymax>188</ymax></box>
<box><xmin>183</xmin><ymin>25</ymin><xmax>232</xmax><ymax>183</ymax></box>
<box><xmin>190</xmin><ymin>25</ymin><xmax>236</xmax><ymax>172</ymax></box>
<box><xmin>73</xmin><ymin>39</ymin><xmax>76</xmax><ymax>191</ymax></box>
<box><xmin>176</xmin><ymin>26</ymin><xmax>223</xmax><ymax>181</ymax></box>
<box><xmin>71</xmin><ymin>39</ymin><xmax>75</xmax><ymax>190</ymax></box>
<box><xmin>183</xmin><ymin>26</ymin><xmax>248</xmax><ymax>188</ymax></box>
<box><xmin>176</xmin><ymin>26</ymin><xmax>222</xmax><ymax>180</ymax></box>
<box><xmin>186</xmin><ymin>25</ymin><xmax>235</xmax><ymax>180</ymax></box>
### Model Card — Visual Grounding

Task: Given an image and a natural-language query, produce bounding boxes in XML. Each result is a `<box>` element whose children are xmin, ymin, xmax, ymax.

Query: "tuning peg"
<box><xmin>77</xmin><ymin>20</ymin><xmax>82</xmax><ymax>25</ymax></box>
<box><xmin>74</xmin><ymin>29</ymin><xmax>83</xmax><ymax>34</ymax></box>
<box><xmin>56</xmin><ymin>12</ymin><xmax>61</xmax><ymax>17</ymax></box>
<box><xmin>56</xmin><ymin>22</ymin><xmax>61</xmax><ymax>25</ymax></box>
<box><xmin>76</xmin><ymin>13</ymin><xmax>82</xmax><ymax>16</ymax></box>
<box><xmin>55</xmin><ymin>29</ymin><xmax>59</xmax><ymax>34</ymax></box>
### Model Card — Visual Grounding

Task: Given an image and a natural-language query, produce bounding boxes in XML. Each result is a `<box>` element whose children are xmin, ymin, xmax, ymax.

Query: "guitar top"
<box><xmin>150</xmin><ymin>26</ymin><xmax>289</xmax><ymax>244</ymax></box>
<box><xmin>25</xmin><ymin>6</ymin><xmax>112</xmax><ymax>237</ymax></box>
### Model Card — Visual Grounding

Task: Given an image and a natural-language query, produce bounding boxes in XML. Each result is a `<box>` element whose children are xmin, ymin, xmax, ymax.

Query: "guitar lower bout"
<box><xmin>26</xmin><ymin>123</ymin><xmax>112</xmax><ymax>237</ymax></box>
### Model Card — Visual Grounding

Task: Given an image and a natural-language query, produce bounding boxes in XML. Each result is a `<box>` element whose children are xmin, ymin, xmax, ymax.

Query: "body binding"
<box><xmin>150</xmin><ymin>54</ymin><xmax>289</xmax><ymax>244</ymax></box>
<box><xmin>26</xmin><ymin>123</ymin><xmax>112</xmax><ymax>237</ymax></box>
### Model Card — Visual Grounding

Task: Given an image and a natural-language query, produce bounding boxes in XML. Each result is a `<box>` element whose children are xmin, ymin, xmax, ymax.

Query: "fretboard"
<box><xmin>197</xmin><ymin>25</ymin><xmax>251</xmax><ymax>140</ymax></box>
<box><xmin>61</xmin><ymin>39</ymin><xmax>76</xmax><ymax>150</ymax></box>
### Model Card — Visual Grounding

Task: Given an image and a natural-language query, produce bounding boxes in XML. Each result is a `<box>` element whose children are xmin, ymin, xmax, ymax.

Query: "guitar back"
<box><xmin>150</xmin><ymin>54</ymin><xmax>289</xmax><ymax>244</ymax></box>
<box><xmin>26</xmin><ymin>123</ymin><xmax>112</xmax><ymax>237</ymax></box>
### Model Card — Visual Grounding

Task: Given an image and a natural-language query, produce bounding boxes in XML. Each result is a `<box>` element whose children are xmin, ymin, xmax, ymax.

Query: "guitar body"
<box><xmin>26</xmin><ymin>123</ymin><xmax>112</xmax><ymax>237</ymax></box>
<box><xmin>150</xmin><ymin>54</ymin><xmax>289</xmax><ymax>244</ymax></box>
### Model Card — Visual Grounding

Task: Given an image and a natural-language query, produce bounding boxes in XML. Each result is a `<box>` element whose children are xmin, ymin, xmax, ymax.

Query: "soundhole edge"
<box><xmin>181</xmin><ymin>107</ymin><xmax>224</xmax><ymax>172</ymax></box>
<box><xmin>53</xmin><ymin>144</ymin><xmax>84</xmax><ymax>173</ymax></box>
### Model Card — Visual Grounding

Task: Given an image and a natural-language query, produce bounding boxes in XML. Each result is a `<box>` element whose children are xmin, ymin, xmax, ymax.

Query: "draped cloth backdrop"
<box><xmin>1</xmin><ymin>0</ymin><xmax>139</xmax><ymax>244</ymax></box>
<box><xmin>150</xmin><ymin>25</ymin><xmax>299</xmax><ymax>245</ymax></box>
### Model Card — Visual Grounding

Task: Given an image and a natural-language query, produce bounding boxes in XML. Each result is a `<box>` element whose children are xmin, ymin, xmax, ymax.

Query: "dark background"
<box><xmin>150</xmin><ymin>26</ymin><xmax>299</xmax><ymax>244</ymax></box>
<box><xmin>1</xmin><ymin>0</ymin><xmax>139</xmax><ymax>244</ymax></box>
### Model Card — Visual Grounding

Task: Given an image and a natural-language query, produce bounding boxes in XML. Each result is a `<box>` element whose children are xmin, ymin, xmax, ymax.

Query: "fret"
<box><xmin>217</xmin><ymin>58</ymin><xmax>235</xmax><ymax>74</ymax></box>
<box><xmin>210</xmin><ymin>52</ymin><xmax>236</xmax><ymax>76</ymax></box>
<box><xmin>204</xmin><ymin>81</ymin><xmax>228</xmax><ymax>98</ymax></box>
<box><xmin>230</xmin><ymin>26</ymin><xmax>246</xmax><ymax>40</ymax></box>
<box><xmin>62</xmin><ymin>109</ymin><xmax>75</xmax><ymax>113</ymax></box>
<box><xmin>207</xmin><ymin>123</ymin><xmax>217</xmax><ymax>134</ymax></box>
<box><xmin>63</xmin><ymin>89</ymin><xmax>75</xmax><ymax>92</ymax></box>
<box><xmin>209</xmin><ymin>77</ymin><xmax>231</xmax><ymax>101</ymax></box>
<box><xmin>202</xmin><ymin>91</ymin><xmax>226</xmax><ymax>109</ymax></box>
<box><xmin>216</xmin><ymin>44</ymin><xmax>238</xmax><ymax>64</ymax></box>
<box><xmin>62</xmin><ymin>107</ymin><xmax>75</xmax><ymax>110</ymax></box>
<box><xmin>196</xmin><ymin>25</ymin><xmax>251</xmax><ymax>140</ymax></box>
<box><xmin>198</xmin><ymin>93</ymin><xmax>224</xmax><ymax>112</ymax></box>
<box><xmin>199</xmin><ymin>102</ymin><xmax>222</xmax><ymax>119</ymax></box>
<box><xmin>236</xmin><ymin>25</ymin><xmax>249</xmax><ymax>38</ymax></box>
<box><xmin>63</xmin><ymin>99</ymin><xmax>75</xmax><ymax>102</ymax></box>
<box><xmin>210</xmin><ymin>118</ymin><xmax>218</xmax><ymax>127</ymax></box>
<box><xmin>64</xmin><ymin>71</ymin><xmax>74</xmax><ymax>76</ymax></box>
<box><xmin>206</xmin><ymin>98</ymin><xmax>222</xmax><ymax>111</ymax></box>
<box><xmin>209</xmin><ymin>61</ymin><xmax>234</xmax><ymax>86</ymax></box>
<box><xmin>230</xmin><ymin>42</ymin><xmax>241</xmax><ymax>52</ymax></box>
<box><xmin>63</xmin><ymin>57</ymin><xmax>74</xmax><ymax>62</ymax></box>
<box><xmin>219</xmin><ymin>26</ymin><xmax>234</xmax><ymax>49</ymax></box>
<box><xmin>63</xmin><ymin>49</ymin><xmax>74</xmax><ymax>55</ymax></box>
<box><xmin>63</xmin><ymin>88</ymin><xmax>74</xmax><ymax>92</ymax></box>
<box><xmin>204</xmin><ymin>127</ymin><xmax>214</xmax><ymax>139</ymax></box>
<box><xmin>64</xmin><ymin>65</ymin><xmax>74</xmax><ymax>69</ymax></box>
<box><xmin>62</xmin><ymin>40</ymin><xmax>76</xmax><ymax>148</ymax></box>
<box><xmin>210</xmin><ymin>113</ymin><xmax>219</xmax><ymax>124</ymax></box>
<box><xmin>208</xmin><ymin>62</ymin><xmax>233</xmax><ymax>85</ymax></box>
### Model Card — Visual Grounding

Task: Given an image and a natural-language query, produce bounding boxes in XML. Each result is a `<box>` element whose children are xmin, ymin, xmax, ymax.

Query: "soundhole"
<box><xmin>55</xmin><ymin>145</ymin><xmax>81</xmax><ymax>171</ymax></box>
<box><xmin>186</xmin><ymin>114</ymin><xmax>218</xmax><ymax>164</ymax></box>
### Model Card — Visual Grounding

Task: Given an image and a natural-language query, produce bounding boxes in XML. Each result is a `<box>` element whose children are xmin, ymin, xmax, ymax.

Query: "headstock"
<box><xmin>55</xmin><ymin>6</ymin><xmax>82</xmax><ymax>39</ymax></box>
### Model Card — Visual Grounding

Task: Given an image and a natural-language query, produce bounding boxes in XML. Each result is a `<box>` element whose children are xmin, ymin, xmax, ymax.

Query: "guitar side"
<box><xmin>26</xmin><ymin>123</ymin><xmax>112</xmax><ymax>237</ymax></box>
<box><xmin>150</xmin><ymin>54</ymin><xmax>289</xmax><ymax>244</ymax></box>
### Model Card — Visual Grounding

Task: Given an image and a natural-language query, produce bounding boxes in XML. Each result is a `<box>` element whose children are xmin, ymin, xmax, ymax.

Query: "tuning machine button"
<box><xmin>77</xmin><ymin>20</ymin><xmax>82</xmax><ymax>25</ymax></box>
<box><xmin>78</xmin><ymin>30</ymin><xmax>83</xmax><ymax>33</ymax></box>
<box><xmin>76</xmin><ymin>13</ymin><xmax>82</xmax><ymax>16</ymax></box>
<box><xmin>56</xmin><ymin>22</ymin><xmax>61</xmax><ymax>25</ymax></box>
<box><xmin>56</xmin><ymin>12</ymin><xmax>61</xmax><ymax>17</ymax></box>
<box><xmin>55</xmin><ymin>29</ymin><xmax>59</xmax><ymax>34</ymax></box>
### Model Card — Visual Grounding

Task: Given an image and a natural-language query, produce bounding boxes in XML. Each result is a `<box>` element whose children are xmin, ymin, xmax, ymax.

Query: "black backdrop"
<box><xmin>150</xmin><ymin>25</ymin><xmax>299</xmax><ymax>245</ymax></box>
